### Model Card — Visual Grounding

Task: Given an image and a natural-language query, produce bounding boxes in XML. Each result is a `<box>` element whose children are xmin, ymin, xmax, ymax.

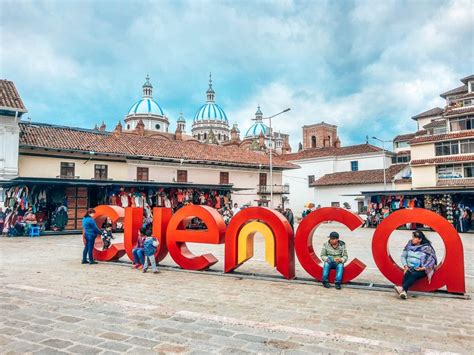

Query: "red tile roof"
<box><xmin>422</xmin><ymin>120</ymin><xmax>447</xmax><ymax>129</ymax></box>
<box><xmin>443</xmin><ymin>105</ymin><xmax>474</xmax><ymax>117</ymax></box>
<box><xmin>411</xmin><ymin>107</ymin><xmax>443</xmax><ymax>120</ymax></box>
<box><xmin>411</xmin><ymin>154</ymin><xmax>474</xmax><ymax>166</ymax></box>
<box><xmin>311</xmin><ymin>164</ymin><xmax>408</xmax><ymax>187</ymax></box>
<box><xmin>0</xmin><ymin>80</ymin><xmax>27</xmax><ymax>112</ymax></box>
<box><xmin>440</xmin><ymin>85</ymin><xmax>468</xmax><ymax>98</ymax></box>
<box><xmin>19</xmin><ymin>122</ymin><xmax>298</xmax><ymax>169</ymax></box>
<box><xmin>280</xmin><ymin>144</ymin><xmax>384</xmax><ymax>161</ymax></box>
<box><xmin>410</xmin><ymin>130</ymin><xmax>474</xmax><ymax>145</ymax></box>
<box><xmin>393</xmin><ymin>133</ymin><xmax>416</xmax><ymax>142</ymax></box>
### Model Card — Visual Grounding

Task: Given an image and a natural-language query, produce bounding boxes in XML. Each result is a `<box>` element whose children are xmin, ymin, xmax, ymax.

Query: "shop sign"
<box><xmin>86</xmin><ymin>205</ymin><xmax>466</xmax><ymax>294</ymax></box>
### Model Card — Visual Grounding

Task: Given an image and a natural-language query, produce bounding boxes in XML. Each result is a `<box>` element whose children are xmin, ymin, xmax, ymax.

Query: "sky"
<box><xmin>1</xmin><ymin>0</ymin><xmax>473</xmax><ymax>150</ymax></box>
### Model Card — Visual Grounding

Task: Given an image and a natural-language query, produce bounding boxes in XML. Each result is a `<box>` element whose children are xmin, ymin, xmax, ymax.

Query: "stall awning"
<box><xmin>359</xmin><ymin>188</ymin><xmax>474</xmax><ymax>197</ymax></box>
<box><xmin>0</xmin><ymin>177</ymin><xmax>250</xmax><ymax>191</ymax></box>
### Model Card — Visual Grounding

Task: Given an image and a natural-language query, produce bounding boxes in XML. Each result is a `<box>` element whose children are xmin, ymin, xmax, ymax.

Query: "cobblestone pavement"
<box><xmin>0</xmin><ymin>223</ymin><xmax>473</xmax><ymax>354</ymax></box>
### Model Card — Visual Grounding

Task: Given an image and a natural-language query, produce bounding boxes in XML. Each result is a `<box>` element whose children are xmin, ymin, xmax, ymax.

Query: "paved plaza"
<box><xmin>0</xmin><ymin>223</ymin><xmax>473</xmax><ymax>354</ymax></box>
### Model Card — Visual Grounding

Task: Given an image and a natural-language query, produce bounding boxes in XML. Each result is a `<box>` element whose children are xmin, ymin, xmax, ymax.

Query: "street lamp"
<box><xmin>262</xmin><ymin>108</ymin><xmax>291</xmax><ymax>208</ymax></box>
<box><xmin>372</xmin><ymin>136</ymin><xmax>391</xmax><ymax>191</ymax></box>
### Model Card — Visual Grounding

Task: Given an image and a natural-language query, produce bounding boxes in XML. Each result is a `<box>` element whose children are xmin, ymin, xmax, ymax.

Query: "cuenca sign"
<box><xmin>86</xmin><ymin>205</ymin><xmax>466</xmax><ymax>294</ymax></box>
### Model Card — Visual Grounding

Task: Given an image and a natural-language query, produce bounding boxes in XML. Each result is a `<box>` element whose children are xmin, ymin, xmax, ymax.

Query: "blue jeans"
<box><xmin>132</xmin><ymin>248</ymin><xmax>145</xmax><ymax>265</ymax></box>
<box><xmin>322</xmin><ymin>261</ymin><xmax>344</xmax><ymax>283</ymax></box>
<box><xmin>83</xmin><ymin>236</ymin><xmax>96</xmax><ymax>262</ymax></box>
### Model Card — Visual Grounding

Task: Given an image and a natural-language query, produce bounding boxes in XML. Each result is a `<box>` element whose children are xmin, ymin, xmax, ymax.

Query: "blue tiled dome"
<box><xmin>245</xmin><ymin>121</ymin><xmax>269</xmax><ymax>137</ymax></box>
<box><xmin>128</xmin><ymin>98</ymin><xmax>164</xmax><ymax>116</ymax></box>
<box><xmin>194</xmin><ymin>103</ymin><xmax>228</xmax><ymax>122</ymax></box>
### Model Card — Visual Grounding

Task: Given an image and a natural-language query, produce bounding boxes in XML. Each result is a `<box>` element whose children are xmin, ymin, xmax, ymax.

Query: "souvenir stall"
<box><xmin>363</xmin><ymin>188</ymin><xmax>474</xmax><ymax>232</ymax></box>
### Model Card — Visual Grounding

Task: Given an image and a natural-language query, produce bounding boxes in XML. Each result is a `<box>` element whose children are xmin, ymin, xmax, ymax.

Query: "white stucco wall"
<box><xmin>412</xmin><ymin>165</ymin><xmax>437</xmax><ymax>188</ymax></box>
<box><xmin>410</xmin><ymin>143</ymin><xmax>435</xmax><ymax>160</ymax></box>
<box><xmin>0</xmin><ymin>114</ymin><xmax>20</xmax><ymax>180</ymax></box>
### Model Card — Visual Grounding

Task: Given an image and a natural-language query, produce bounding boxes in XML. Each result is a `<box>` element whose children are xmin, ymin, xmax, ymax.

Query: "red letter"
<box><xmin>123</xmin><ymin>207</ymin><xmax>144</xmax><ymax>262</ymax></box>
<box><xmin>166</xmin><ymin>205</ymin><xmax>226</xmax><ymax>270</ymax></box>
<box><xmin>294</xmin><ymin>207</ymin><xmax>365</xmax><ymax>283</ymax></box>
<box><xmin>225</xmin><ymin>207</ymin><xmax>295</xmax><ymax>280</ymax></box>
<box><xmin>372</xmin><ymin>208</ymin><xmax>465</xmax><ymax>293</ymax></box>
<box><xmin>152</xmin><ymin>207</ymin><xmax>172</xmax><ymax>263</ymax></box>
<box><xmin>82</xmin><ymin>205</ymin><xmax>126</xmax><ymax>261</ymax></box>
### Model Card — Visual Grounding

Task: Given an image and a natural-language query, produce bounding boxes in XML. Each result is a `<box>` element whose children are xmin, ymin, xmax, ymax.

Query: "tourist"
<box><xmin>231</xmin><ymin>203</ymin><xmax>241</xmax><ymax>216</ymax></box>
<box><xmin>320</xmin><ymin>231</ymin><xmax>348</xmax><ymax>290</ymax></box>
<box><xmin>395</xmin><ymin>230</ymin><xmax>437</xmax><ymax>300</ymax></box>
<box><xmin>142</xmin><ymin>230</ymin><xmax>159</xmax><ymax>274</ymax></box>
<box><xmin>285</xmin><ymin>207</ymin><xmax>294</xmax><ymax>231</ymax></box>
<box><xmin>23</xmin><ymin>207</ymin><xmax>37</xmax><ymax>234</ymax></box>
<box><xmin>82</xmin><ymin>208</ymin><xmax>101</xmax><ymax>265</ymax></box>
<box><xmin>0</xmin><ymin>208</ymin><xmax>5</xmax><ymax>237</ymax></box>
<box><xmin>101</xmin><ymin>224</ymin><xmax>114</xmax><ymax>250</ymax></box>
<box><xmin>132</xmin><ymin>227</ymin><xmax>146</xmax><ymax>269</ymax></box>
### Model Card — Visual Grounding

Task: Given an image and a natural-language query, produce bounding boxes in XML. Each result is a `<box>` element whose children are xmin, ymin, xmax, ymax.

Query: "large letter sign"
<box><xmin>372</xmin><ymin>208</ymin><xmax>465</xmax><ymax>293</ymax></box>
<box><xmin>84</xmin><ymin>204</ymin><xmax>466</xmax><ymax>294</ymax></box>
<box><xmin>166</xmin><ymin>205</ymin><xmax>226</xmax><ymax>270</ymax></box>
<box><xmin>294</xmin><ymin>207</ymin><xmax>366</xmax><ymax>283</ymax></box>
<box><xmin>225</xmin><ymin>207</ymin><xmax>295</xmax><ymax>280</ymax></box>
<box><xmin>83</xmin><ymin>205</ymin><xmax>126</xmax><ymax>261</ymax></box>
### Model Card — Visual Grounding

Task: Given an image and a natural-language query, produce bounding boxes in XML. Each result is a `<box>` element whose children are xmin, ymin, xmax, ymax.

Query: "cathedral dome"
<box><xmin>128</xmin><ymin>97</ymin><xmax>164</xmax><ymax>116</ymax></box>
<box><xmin>245</xmin><ymin>106</ymin><xmax>269</xmax><ymax>138</ymax></box>
<box><xmin>193</xmin><ymin>74</ymin><xmax>229</xmax><ymax>124</ymax></box>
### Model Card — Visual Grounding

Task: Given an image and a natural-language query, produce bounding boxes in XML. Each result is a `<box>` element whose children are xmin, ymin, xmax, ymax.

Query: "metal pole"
<box><xmin>382</xmin><ymin>141</ymin><xmax>387</xmax><ymax>191</ymax></box>
<box><xmin>269</xmin><ymin>116</ymin><xmax>273</xmax><ymax>208</ymax></box>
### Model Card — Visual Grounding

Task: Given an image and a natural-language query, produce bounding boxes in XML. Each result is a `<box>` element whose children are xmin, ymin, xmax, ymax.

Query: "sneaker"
<box><xmin>137</xmin><ymin>265</ymin><xmax>143</xmax><ymax>270</ymax></box>
<box><xmin>335</xmin><ymin>283</ymin><xmax>342</xmax><ymax>290</ymax></box>
<box><xmin>400</xmin><ymin>291</ymin><xmax>407</xmax><ymax>300</ymax></box>
<box><xmin>322</xmin><ymin>281</ymin><xmax>330</xmax><ymax>288</ymax></box>
<box><xmin>142</xmin><ymin>267</ymin><xmax>148</xmax><ymax>273</ymax></box>
<box><xmin>394</xmin><ymin>286</ymin><xmax>403</xmax><ymax>295</ymax></box>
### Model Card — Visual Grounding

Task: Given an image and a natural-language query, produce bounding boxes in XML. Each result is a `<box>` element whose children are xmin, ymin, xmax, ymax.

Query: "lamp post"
<box><xmin>262</xmin><ymin>108</ymin><xmax>291</xmax><ymax>208</ymax></box>
<box><xmin>372</xmin><ymin>136</ymin><xmax>391</xmax><ymax>191</ymax></box>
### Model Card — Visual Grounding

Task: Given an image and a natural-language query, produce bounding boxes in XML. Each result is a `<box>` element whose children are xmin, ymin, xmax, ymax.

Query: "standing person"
<box><xmin>132</xmin><ymin>227</ymin><xmax>146</xmax><ymax>269</ymax></box>
<box><xmin>285</xmin><ymin>207</ymin><xmax>294</xmax><ymax>231</ymax></box>
<box><xmin>231</xmin><ymin>203</ymin><xmax>241</xmax><ymax>216</ymax></box>
<box><xmin>143</xmin><ymin>231</ymin><xmax>159</xmax><ymax>274</ymax></box>
<box><xmin>0</xmin><ymin>208</ymin><xmax>5</xmax><ymax>237</ymax></box>
<box><xmin>395</xmin><ymin>230</ymin><xmax>437</xmax><ymax>300</ymax></box>
<box><xmin>82</xmin><ymin>208</ymin><xmax>101</xmax><ymax>265</ymax></box>
<box><xmin>320</xmin><ymin>232</ymin><xmax>348</xmax><ymax>290</ymax></box>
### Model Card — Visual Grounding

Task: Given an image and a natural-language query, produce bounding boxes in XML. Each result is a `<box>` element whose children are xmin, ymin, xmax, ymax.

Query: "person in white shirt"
<box><xmin>231</xmin><ymin>203</ymin><xmax>241</xmax><ymax>216</ymax></box>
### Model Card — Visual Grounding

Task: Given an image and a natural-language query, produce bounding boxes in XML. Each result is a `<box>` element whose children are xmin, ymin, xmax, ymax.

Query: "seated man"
<box><xmin>320</xmin><ymin>231</ymin><xmax>348</xmax><ymax>290</ymax></box>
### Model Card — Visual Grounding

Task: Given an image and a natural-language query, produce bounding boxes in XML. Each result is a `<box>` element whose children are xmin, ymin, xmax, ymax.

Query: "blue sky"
<box><xmin>1</xmin><ymin>0</ymin><xmax>472</xmax><ymax>150</ymax></box>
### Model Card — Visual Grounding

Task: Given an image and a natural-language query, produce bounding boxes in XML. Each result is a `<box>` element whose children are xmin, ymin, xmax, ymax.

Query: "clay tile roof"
<box><xmin>411</xmin><ymin>154</ymin><xmax>474</xmax><ymax>166</ymax></box>
<box><xmin>0</xmin><ymin>80</ymin><xmax>27</xmax><ymax>112</ymax></box>
<box><xmin>461</xmin><ymin>74</ymin><xmax>474</xmax><ymax>84</ymax></box>
<box><xmin>422</xmin><ymin>120</ymin><xmax>446</xmax><ymax>129</ymax></box>
<box><xmin>393</xmin><ymin>133</ymin><xmax>416</xmax><ymax>142</ymax></box>
<box><xmin>440</xmin><ymin>85</ymin><xmax>468</xmax><ymax>98</ymax></box>
<box><xmin>443</xmin><ymin>105</ymin><xmax>474</xmax><ymax>117</ymax></box>
<box><xmin>409</xmin><ymin>130</ymin><xmax>474</xmax><ymax>145</ymax></box>
<box><xmin>411</xmin><ymin>107</ymin><xmax>443</xmax><ymax>120</ymax></box>
<box><xmin>280</xmin><ymin>144</ymin><xmax>384</xmax><ymax>162</ymax></box>
<box><xmin>311</xmin><ymin>164</ymin><xmax>408</xmax><ymax>187</ymax></box>
<box><xmin>18</xmin><ymin>122</ymin><xmax>298</xmax><ymax>169</ymax></box>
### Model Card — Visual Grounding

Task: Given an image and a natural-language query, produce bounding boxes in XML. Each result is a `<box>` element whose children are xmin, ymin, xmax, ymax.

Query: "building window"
<box><xmin>177</xmin><ymin>170</ymin><xmax>188</xmax><ymax>183</ymax></box>
<box><xmin>460</xmin><ymin>139</ymin><xmax>474</xmax><ymax>154</ymax></box>
<box><xmin>395</xmin><ymin>141</ymin><xmax>409</xmax><ymax>148</ymax></box>
<box><xmin>437</xmin><ymin>164</ymin><xmax>463</xmax><ymax>179</ymax></box>
<box><xmin>357</xmin><ymin>201</ymin><xmax>366</xmax><ymax>214</ymax></box>
<box><xmin>464</xmin><ymin>163</ymin><xmax>474</xmax><ymax>178</ymax></box>
<box><xmin>449</xmin><ymin>116</ymin><xmax>474</xmax><ymax>131</ymax></box>
<box><xmin>60</xmin><ymin>162</ymin><xmax>75</xmax><ymax>178</ymax></box>
<box><xmin>94</xmin><ymin>164</ymin><xmax>108</xmax><ymax>180</ymax></box>
<box><xmin>435</xmin><ymin>141</ymin><xmax>460</xmax><ymax>156</ymax></box>
<box><xmin>351</xmin><ymin>161</ymin><xmax>358</xmax><ymax>171</ymax></box>
<box><xmin>259</xmin><ymin>172</ymin><xmax>267</xmax><ymax>186</ymax></box>
<box><xmin>311</xmin><ymin>136</ymin><xmax>316</xmax><ymax>148</ymax></box>
<box><xmin>204</xmin><ymin>133</ymin><xmax>207</xmax><ymax>140</ymax></box>
<box><xmin>218</xmin><ymin>133</ymin><xmax>221</xmax><ymax>140</ymax></box>
<box><xmin>392</xmin><ymin>154</ymin><xmax>411</xmax><ymax>164</ymax></box>
<box><xmin>127</xmin><ymin>124</ymin><xmax>130</xmax><ymax>130</ymax></box>
<box><xmin>220</xmin><ymin>172</ymin><xmax>229</xmax><ymax>184</ymax></box>
<box><xmin>308</xmin><ymin>175</ymin><xmax>315</xmax><ymax>186</ymax></box>
<box><xmin>137</xmin><ymin>167</ymin><xmax>149</xmax><ymax>181</ymax></box>
<box><xmin>155</xmin><ymin>124</ymin><xmax>161</xmax><ymax>130</ymax></box>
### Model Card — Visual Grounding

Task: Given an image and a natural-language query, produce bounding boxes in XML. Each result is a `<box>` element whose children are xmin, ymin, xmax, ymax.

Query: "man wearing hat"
<box><xmin>320</xmin><ymin>231</ymin><xmax>348</xmax><ymax>289</ymax></box>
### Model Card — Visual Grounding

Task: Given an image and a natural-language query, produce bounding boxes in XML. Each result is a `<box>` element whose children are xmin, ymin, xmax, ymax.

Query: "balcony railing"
<box><xmin>258</xmin><ymin>184</ymin><xmax>290</xmax><ymax>194</ymax></box>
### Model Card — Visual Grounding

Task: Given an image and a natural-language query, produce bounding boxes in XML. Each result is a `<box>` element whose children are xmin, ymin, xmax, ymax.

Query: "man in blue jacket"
<box><xmin>82</xmin><ymin>208</ymin><xmax>101</xmax><ymax>264</ymax></box>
